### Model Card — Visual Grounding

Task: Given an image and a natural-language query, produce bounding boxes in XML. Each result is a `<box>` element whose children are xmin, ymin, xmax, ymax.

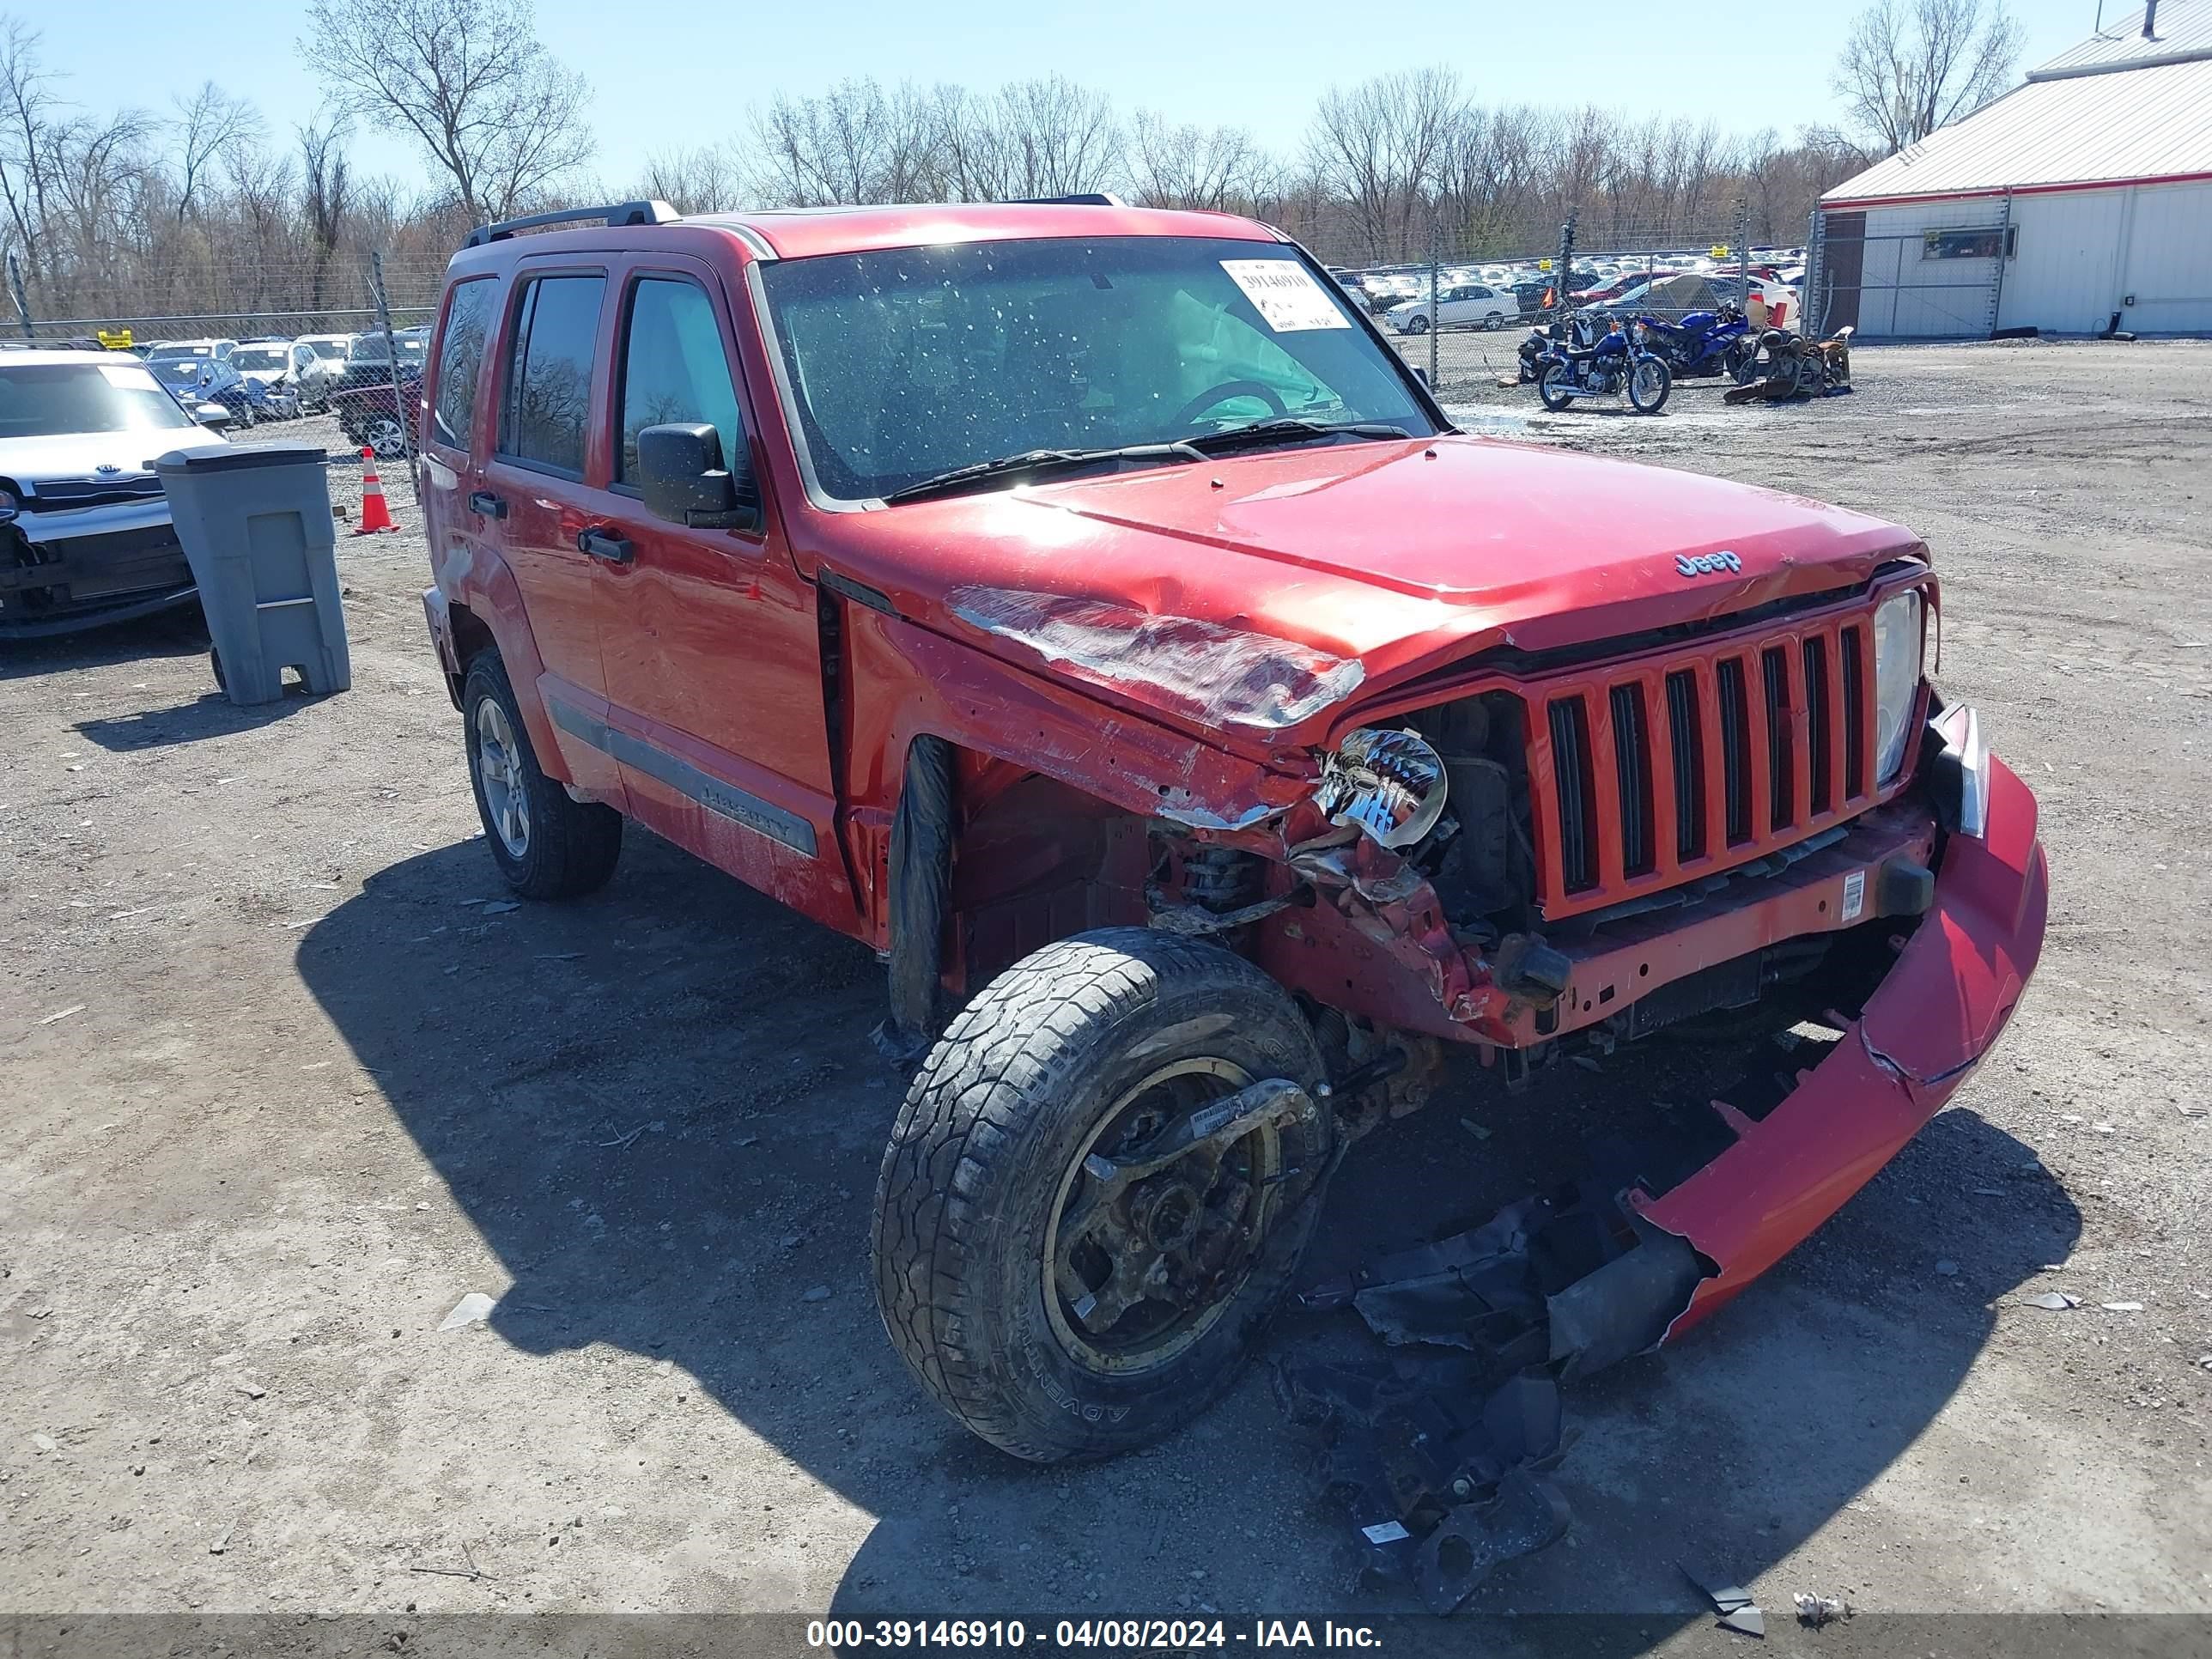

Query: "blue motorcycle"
<box><xmin>1536</xmin><ymin>320</ymin><xmax>1672</xmax><ymax>414</ymax></box>
<box><xmin>1635</xmin><ymin>304</ymin><xmax>1750</xmax><ymax>379</ymax></box>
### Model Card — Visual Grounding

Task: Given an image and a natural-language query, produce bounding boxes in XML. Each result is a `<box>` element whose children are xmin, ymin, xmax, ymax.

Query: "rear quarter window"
<box><xmin>433</xmin><ymin>278</ymin><xmax>497</xmax><ymax>450</ymax></box>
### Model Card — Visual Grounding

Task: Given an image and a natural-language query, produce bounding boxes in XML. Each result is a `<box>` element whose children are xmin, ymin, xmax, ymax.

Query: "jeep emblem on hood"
<box><xmin>1676</xmin><ymin>550</ymin><xmax>1743</xmax><ymax>577</ymax></box>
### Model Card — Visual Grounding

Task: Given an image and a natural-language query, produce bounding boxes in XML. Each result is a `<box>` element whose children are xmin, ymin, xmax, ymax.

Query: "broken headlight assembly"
<box><xmin>1312</xmin><ymin>727</ymin><xmax>1449</xmax><ymax>848</ymax></box>
<box><xmin>1872</xmin><ymin>587</ymin><xmax>1925</xmax><ymax>785</ymax></box>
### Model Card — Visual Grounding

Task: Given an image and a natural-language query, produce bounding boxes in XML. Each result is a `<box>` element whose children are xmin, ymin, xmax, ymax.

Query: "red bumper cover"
<box><xmin>1638</xmin><ymin>749</ymin><xmax>2049</xmax><ymax>1332</ymax></box>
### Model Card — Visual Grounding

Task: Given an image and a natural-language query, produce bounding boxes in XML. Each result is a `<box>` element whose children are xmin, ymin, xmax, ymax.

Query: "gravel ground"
<box><xmin>3</xmin><ymin>344</ymin><xmax>2209</xmax><ymax>1652</ymax></box>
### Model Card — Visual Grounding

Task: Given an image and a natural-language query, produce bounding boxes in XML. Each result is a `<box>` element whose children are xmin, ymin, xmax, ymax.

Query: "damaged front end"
<box><xmin>0</xmin><ymin>473</ymin><xmax>198</xmax><ymax>639</ymax></box>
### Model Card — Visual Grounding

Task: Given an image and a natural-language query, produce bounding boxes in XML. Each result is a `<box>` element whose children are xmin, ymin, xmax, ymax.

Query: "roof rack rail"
<box><xmin>462</xmin><ymin>199</ymin><xmax>681</xmax><ymax>249</ymax></box>
<box><xmin>1010</xmin><ymin>192</ymin><xmax>1127</xmax><ymax>207</ymax></box>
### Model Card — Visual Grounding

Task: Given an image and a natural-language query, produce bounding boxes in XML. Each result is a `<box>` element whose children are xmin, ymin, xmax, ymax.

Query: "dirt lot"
<box><xmin>4</xmin><ymin>342</ymin><xmax>2210</xmax><ymax>1652</ymax></box>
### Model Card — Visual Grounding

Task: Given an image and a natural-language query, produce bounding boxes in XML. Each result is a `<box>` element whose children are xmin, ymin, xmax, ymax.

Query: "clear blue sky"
<box><xmin>43</xmin><ymin>0</ymin><xmax>2112</xmax><ymax>192</ymax></box>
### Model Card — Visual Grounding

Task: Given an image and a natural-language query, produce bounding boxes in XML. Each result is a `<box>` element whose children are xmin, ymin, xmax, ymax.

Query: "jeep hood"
<box><xmin>805</xmin><ymin>434</ymin><xmax>1922</xmax><ymax>744</ymax></box>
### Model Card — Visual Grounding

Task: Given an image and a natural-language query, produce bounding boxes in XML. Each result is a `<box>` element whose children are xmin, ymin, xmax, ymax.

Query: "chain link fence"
<box><xmin>4</xmin><ymin>248</ymin><xmax>447</xmax><ymax>458</ymax></box>
<box><xmin>1328</xmin><ymin>208</ymin><xmax>1812</xmax><ymax>399</ymax></box>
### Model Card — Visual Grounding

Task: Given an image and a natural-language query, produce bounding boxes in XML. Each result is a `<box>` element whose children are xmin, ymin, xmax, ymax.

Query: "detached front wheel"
<box><xmin>872</xmin><ymin>928</ymin><xmax>1334</xmax><ymax>1462</ymax></box>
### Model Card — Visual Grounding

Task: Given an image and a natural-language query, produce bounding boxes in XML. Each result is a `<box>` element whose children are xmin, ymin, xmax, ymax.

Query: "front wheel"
<box><xmin>1728</xmin><ymin>341</ymin><xmax>1761</xmax><ymax>386</ymax></box>
<box><xmin>1404</xmin><ymin>313</ymin><xmax>1430</xmax><ymax>335</ymax></box>
<box><xmin>461</xmin><ymin>653</ymin><xmax>623</xmax><ymax>900</ymax></box>
<box><xmin>1629</xmin><ymin>356</ymin><xmax>1673</xmax><ymax>413</ymax></box>
<box><xmin>1482</xmin><ymin>312</ymin><xmax>1504</xmax><ymax>331</ymax></box>
<box><xmin>872</xmin><ymin>928</ymin><xmax>1334</xmax><ymax>1462</ymax></box>
<box><xmin>1538</xmin><ymin>362</ymin><xmax>1577</xmax><ymax>411</ymax></box>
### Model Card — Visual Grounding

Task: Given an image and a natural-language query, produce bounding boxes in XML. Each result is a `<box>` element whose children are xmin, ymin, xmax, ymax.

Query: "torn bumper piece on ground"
<box><xmin>1279</xmin><ymin>751</ymin><xmax>2048</xmax><ymax>1613</ymax></box>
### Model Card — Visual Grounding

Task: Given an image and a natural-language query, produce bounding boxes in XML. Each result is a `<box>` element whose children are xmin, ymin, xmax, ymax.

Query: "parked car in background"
<box><xmin>330</xmin><ymin>365</ymin><xmax>419</xmax><ymax>458</ymax></box>
<box><xmin>226</xmin><ymin>339</ymin><xmax>313</xmax><ymax>418</ymax></box>
<box><xmin>335</xmin><ymin>327</ymin><xmax>429</xmax><ymax>394</ymax></box>
<box><xmin>1386</xmin><ymin>281</ymin><xmax>1515</xmax><ymax>333</ymax></box>
<box><xmin>294</xmin><ymin>333</ymin><xmax>354</xmax><ymax>403</ymax></box>
<box><xmin>0</xmin><ymin>348</ymin><xmax>228</xmax><ymax>638</ymax></box>
<box><xmin>144</xmin><ymin>347</ymin><xmax>266</xmax><ymax>428</ymax></box>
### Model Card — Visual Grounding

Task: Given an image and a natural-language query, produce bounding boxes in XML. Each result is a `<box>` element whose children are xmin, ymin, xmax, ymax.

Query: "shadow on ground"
<box><xmin>298</xmin><ymin>832</ymin><xmax>2076</xmax><ymax>1644</ymax></box>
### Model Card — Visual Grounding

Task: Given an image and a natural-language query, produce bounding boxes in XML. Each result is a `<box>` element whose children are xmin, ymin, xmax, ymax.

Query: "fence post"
<box><xmin>368</xmin><ymin>250</ymin><xmax>420</xmax><ymax>501</ymax></box>
<box><xmin>5</xmin><ymin>253</ymin><xmax>31</xmax><ymax>340</ymax></box>
<box><xmin>1734</xmin><ymin>197</ymin><xmax>1750</xmax><ymax>313</ymax></box>
<box><xmin>1803</xmin><ymin>207</ymin><xmax>1826</xmax><ymax>342</ymax></box>
<box><xmin>1426</xmin><ymin>219</ymin><xmax>1439</xmax><ymax>386</ymax></box>
<box><xmin>1555</xmin><ymin>214</ymin><xmax>1577</xmax><ymax>319</ymax></box>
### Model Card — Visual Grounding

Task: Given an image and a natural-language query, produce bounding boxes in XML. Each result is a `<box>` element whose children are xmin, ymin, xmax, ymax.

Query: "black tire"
<box><xmin>1538</xmin><ymin>362</ymin><xmax>1577</xmax><ymax>411</ymax></box>
<box><xmin>872</xmin><ymin>927</ymin><xmax>1333</xmax><ymax>1462</ymax></box>
<box><xmin>209</xmin><ymin>646</ymin><xmax>226</xmax><ymax>691</ymax></box>
<box><xmin>1629</xmin><ymin>355</ymin><xmax>1673</xmax><ymax>414</ymax></box>
<box><xmin>1406</xmin><ymin>313</ymin><xmax>1429</xmax><ymax>335</ymax></box>
<box><xmin>460</xmin><ymin>652</ymin><xmax>622</xmax><ymax>900</ymax></box>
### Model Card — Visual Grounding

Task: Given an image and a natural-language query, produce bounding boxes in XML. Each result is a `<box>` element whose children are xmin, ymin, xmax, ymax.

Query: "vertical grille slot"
<box><xmin>1841</xmin><ymin>625</ymin><xmax>1867</xmax><ymax>799</ymax></box>
<box><xmin>1664</xmin><ymin>669</ymin><xmax>1705</xmax><ymax>861</ymax></box>
<box><xmin>1717</xmin><ymin>658</ymin><xmax>1752</xmax><ymax>845</ymax></box>
<box><xmin>1608</xmin><ymin>683</ymin><xmax>1653</xmax><ymax>877</ymax></box>
<box><xmin>1548</xmin><ymin>696</ymin><xmax>1595</xmax><ymax>893</ymax></box>
<box><xmin>1803</xmin><ymin>635</ymin><xmax>1832</xmax><ymax>816</ymax></box>
<box><xmin>1762</xmin><ymin>646</ymin><xmax>1793</xmax><ymax>831</ymax></box>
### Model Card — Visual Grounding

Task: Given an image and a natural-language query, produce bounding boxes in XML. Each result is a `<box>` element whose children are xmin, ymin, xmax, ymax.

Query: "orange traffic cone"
<box><xmin>355</xmin><ymin>447</ymin><xmax>396</xmax><ymax>535</ymax></box>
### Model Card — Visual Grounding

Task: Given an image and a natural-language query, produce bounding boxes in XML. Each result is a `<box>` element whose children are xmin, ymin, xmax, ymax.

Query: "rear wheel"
<box><xmin>366</xmin><ymin>416</ymin><xmax>408</xmax><ymax>459</ymax></box>
<box><xmin>1482</xmin><ymin>312</ymin><xmax>1504</xmax><ymax>331</ymax></box>
<box><xmin>461</xmin><ymin>653</ymin><xmax>622</xmax><ymax>900</ymax></box>
<box><xmin>1538</xmin><ymin>362</ymin><xmax>1577</xmax><ymax>411</ymax></box>
<box><xmin>872</xmin><ymin>928</ymin><xmax>1334</xmax><ymax>1462</ymax></box>
<box><xmin>1405</xmin><ymin>313</ymin><xmax>1430</xmax><ymax>335</ymax></box>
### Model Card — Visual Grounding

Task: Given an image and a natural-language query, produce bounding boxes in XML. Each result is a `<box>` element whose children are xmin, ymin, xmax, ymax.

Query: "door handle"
<box><xmin>468</xmin><ymin>490</ymin><xmax>506</xmax><ymax>519</ymax></box>
<box><xmin>577</xmin><ymin>526</ymin><xmax>633</xmax><ymax>564</ymax></box>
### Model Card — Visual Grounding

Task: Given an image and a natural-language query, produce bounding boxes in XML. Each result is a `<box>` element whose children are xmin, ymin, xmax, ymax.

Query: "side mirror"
<box><xmin>636</xmin><ymin>422</ymin><xmax>759</xmax><ymax>531</ymax></box>
<box><xmin>1412</xmin><ymin>366</ymin><xmax>1431</xmax><ymax>389</ymax></box>
<box><xmin>191</xmin><ymin>402</ymin><xmax>234</xmax><ymax>428</ymax></box>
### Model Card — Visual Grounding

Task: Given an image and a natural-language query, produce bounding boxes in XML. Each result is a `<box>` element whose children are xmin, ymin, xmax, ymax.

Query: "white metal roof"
<box><xmin>1824</xmin><ymin>52</ymin><xmax>2212</xmax><ymax>204</ymax></box>
<box><xmin>2031</xmin><ymin>0</ymin><xmax>2212</xmax><ymax>77</ymax></box>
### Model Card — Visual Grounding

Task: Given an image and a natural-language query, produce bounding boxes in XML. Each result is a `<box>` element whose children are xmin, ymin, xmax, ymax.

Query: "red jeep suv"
<box><xmin>416</xmin><ymin>198</ymin><xmax>2046</xmax><ymax>1463</ymax></box>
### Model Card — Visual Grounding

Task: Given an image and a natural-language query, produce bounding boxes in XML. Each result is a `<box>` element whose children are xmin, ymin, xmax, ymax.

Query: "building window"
<box><xmin>1923</xmin><ymin>226</ymin><xmax>2016</xmax><ymax>260</ymax></box>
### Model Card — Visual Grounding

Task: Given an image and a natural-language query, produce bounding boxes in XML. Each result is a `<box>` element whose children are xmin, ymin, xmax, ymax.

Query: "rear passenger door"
<box><xmin>479</xmin><ymin>261</ymin><xmax>626</xmax><ymax>799</ymax></box>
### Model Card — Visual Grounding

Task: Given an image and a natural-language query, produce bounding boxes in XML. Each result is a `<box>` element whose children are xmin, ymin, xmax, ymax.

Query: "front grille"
<box><xmin>21</xmin><ymin>477</ymin><xmax>163</xmax><ymax>512</ymax></box>
<box><xmin>1528</xmin><ymin>610</ymin><xmax>1885</xmax><ymax>918</ymax></box>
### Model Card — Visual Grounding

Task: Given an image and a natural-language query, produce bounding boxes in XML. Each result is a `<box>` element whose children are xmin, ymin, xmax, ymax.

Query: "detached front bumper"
<box><xmin>1639</xmin><ymin>742</ymin><xmax>2049</xmax><ymax>1333</ymax></box>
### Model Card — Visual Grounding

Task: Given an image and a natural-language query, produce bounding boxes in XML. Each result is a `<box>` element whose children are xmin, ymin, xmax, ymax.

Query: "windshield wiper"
<box><xmin>882</xmin><ymin>441</ymin><xmax>1205</xmax><ymax>506</ymax></box>
<box><xmin>1183</xmin><ymin>417</ymin><xmax>1413</xmax><ymax>454</ymax></box>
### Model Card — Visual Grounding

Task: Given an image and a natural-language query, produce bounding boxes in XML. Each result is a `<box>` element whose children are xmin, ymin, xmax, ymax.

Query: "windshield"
<box><xmin>758</xmin><ymin>235</ymin><xmax>1434</xmax><ymax>503</ymax></box>
<box><xmin>349</xmin><ymin>334</ymin><xmax>424</xmax><ymax>363</ymax></box>
<box><xmin>149</xmin><ymin>344</ymin><xmax>215</xmax><ymax>362</ymax></box>
<box><xmin>306</xmin><ymin>338</ymin><xmax>347</xmax><ymax>359</ymax></box>
<box><xmin>0</xmin><ymin>362</ymin><xmax>196</xmax><ymax>438</ymax></box>
<box><xmin>151</xmin><ymin>357</ymin><xmax>216</xmax><ymax>384</ymax></box>
<box><xmin>232</xmin><ymin>346</ymin><xmax>289</xmax><ymax>371</ymax></box>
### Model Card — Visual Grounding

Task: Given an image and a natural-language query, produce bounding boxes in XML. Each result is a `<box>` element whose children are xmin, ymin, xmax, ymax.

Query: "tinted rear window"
<box><xmin>500</xmin><ymin>275</ymin><xmax>604</xmax><ymax>475</ymax></box>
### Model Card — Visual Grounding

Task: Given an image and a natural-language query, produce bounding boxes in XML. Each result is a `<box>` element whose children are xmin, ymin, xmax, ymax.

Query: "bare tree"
<box><xmin>301</xmin><ymin>0</ymin><xmax>593</xmax><ymax>222</ymax></box>
<box><xmin>299</xmin><ymin>115</ymin><xmax>351</xmax><ymax>311</ymax></box>
<box><xmin>1128</xmin><ymin>112</ymin><xmax>1272</xmax><ymax>210</ymax></box>
<box><xmin>169</xmin><ymin>82</ymin><xmax>258</xmax><ymax>221</ymax></box>
<box><xmin>637</xmin><ymin>143</ymin><xmax>744</xmax><ymax>214</ymax></box>
<box><xmin>1832</xmin><ymin>0</ymin><xmax>2024</xmax><ymax>155</ymax></box>
<box><xmin>1305</xmin><ymin>70</ymin><xmax>1463</xmax><ymax>262</ymax></box>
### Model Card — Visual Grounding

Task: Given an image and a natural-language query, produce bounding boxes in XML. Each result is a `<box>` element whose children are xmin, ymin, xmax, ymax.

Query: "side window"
<box><xmin>617</xmin><ymin>276</ymin><xmax>744</xmax><ymax>484</ymax></box>
<box><xmin>432</xmin><ymin>277</ymin><xmax>496</xmax><ymax>451</ymax></box>
<box><xmin>499</xmin><ymin>273</ymin><xmax>605</xmax><ymax>475</ymax></box>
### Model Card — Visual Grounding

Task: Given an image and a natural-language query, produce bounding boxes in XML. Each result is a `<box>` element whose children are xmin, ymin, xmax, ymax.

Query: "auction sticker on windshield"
<box><xmin>98</xmin><ymin>362</ymin><xmax>162</xmax><ymax>392</ymax></box>
<box><xmin>1220</xmin><ymin>259</ymin><xmax>1353</xmax><ymax>331</ymax></box>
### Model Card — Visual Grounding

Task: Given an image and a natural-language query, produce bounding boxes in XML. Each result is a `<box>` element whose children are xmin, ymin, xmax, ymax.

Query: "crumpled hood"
<box><xmin>803</xmin><ymin>433</ymin><xmax>1923</xmax><ymax>744</ymax></box>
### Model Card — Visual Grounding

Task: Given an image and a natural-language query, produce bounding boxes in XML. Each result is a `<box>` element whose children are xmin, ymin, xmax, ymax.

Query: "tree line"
<box><xmin>0</xmin><ymin>0</ymin><xmax>2021</xmax><ymax>332</ymax></box>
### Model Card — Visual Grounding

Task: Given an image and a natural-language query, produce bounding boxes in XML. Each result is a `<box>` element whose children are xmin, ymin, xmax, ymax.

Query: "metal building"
<box><xmin>1813</xmin><ymin>0</ymin><xmax>2212</xmax><ymax>339</ymax></box>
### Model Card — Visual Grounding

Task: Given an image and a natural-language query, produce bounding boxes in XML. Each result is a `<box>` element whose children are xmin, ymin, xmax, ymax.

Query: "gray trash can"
<box><xmin>155</xmin><ymin>444</ymin><xmax>350</xmax><ymax>705</ymax></box>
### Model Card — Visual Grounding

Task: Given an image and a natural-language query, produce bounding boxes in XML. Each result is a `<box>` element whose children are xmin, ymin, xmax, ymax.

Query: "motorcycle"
<box><xmin>1635</xmin><ymin>304</ymin><xmax>1749</xmax><ymax>379</ymax></box>
<box><xmin>1535</xmin><ymin>319</ymin><xmax>1672</xmax><ymax>414</ymax></box>
<box><xmin>1515</xmin><ymin>311</ymin><xmax>1601</xmax><ymax>384</ymax></box>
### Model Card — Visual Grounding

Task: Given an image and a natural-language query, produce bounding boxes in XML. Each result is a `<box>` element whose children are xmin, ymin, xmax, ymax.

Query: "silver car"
<box><xmin>0</xmin><ymin>349</ymin><xmax>230</xmax><ymax>638</ymax></box>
